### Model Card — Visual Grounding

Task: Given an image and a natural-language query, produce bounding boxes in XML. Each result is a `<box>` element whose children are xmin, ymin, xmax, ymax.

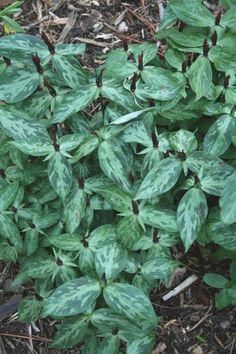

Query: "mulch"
<box><xmin>0</xmin><ymin>1</ymin><xmax>235</xmax><ymax>353</ymax></box>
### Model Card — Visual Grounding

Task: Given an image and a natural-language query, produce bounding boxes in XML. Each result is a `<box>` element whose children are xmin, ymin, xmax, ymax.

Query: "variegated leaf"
<box><xmin>55</xmin><ymin>43</ymin><xmax>86</xmax><ymax>56</ymax></box>
<box><xmin>42</xmin><ymin>277</ymin><xmax>101</xmax><ymax>317</ymax></box>
<box><xmin>203</xmin><ymin>115</ymin><xmax>236</xmax><ymax>157</ymax></box>
<box><xmin>136</xmin><ymin>157</ymin><xmax>182</xmax><ymax>200</ymax></box>
<box><xmin>0</xmin><ymin>214</ymin><xmax>23</xmax><ymax>252</ymax></box>
<box><xmin>200</xmin><ymin>168</ymin><xmax>234</xmax><ymax>196</ymax></box>
<box><xmin>0</xmin><ymin>34</ymin><xmax>48</xmax><ymax>61</ymax></box>
<box><xmin>220</xmin><ymin>174</ymin><xmax>236</xmax><ymax>224</ymax></box>
<box><xmin>121</xmin><ymin>121</ymin><xmax>151</xmax><ymax>146</ymax></box>
<box><xmin>79</xmin><ymin>247</ymin><xmax>95</xmax><ymax>275</ymax></box>
<box><xmin>97</xmin><ymin>336</ymin><xmax>120</xmax><ymax>354</ymax></box>
<box><xmin>91</xmin><ymin>308</ymin><xmax>147</xmax><ymax>341</ymax></box>
<box><xmin>0</xmin><ymin>106</ymin><xmax>50</xmax><ymax>141</ymax></box>
<box><xmin>52</xmin><ymin>85</ymin><xmax>99</xmax><ymax>123</ymax></box>
<box><xmin>18</xmin><ymin>296</ymin><xmax>43</xmax><ymax>322</ymax></box>
<box><xmin>141</xmin><ymin>257</ymin><xmax>178</xmax><ymax>286</ymax></box>
<box><xmin>12</xmin><ymin>139</ymin><xmax>54</xmax><ymax>157</ymax></box>
<box><xmin>52</xmin><ymin>55</ymin><xmax>85</xmax><ymax>89</ymax></box>
<box><xmin>140</xmin><ymin>205</ymin><xmax>178</xmax><ymax>233</ymax></box>
<box><xmin>177</xmin><ymin>188</ymin><xmax>208</xmax><ymax>251</ymax></box>
<box><xmin>49</xmin><ymin>233</ymin><xmax>83</xmax><ymax>251</ymax></box>
<box><xmin>208</xmin><ymin>225</ymin><xmax>236</xmax><ymax>251</ymax></box>
<box><xmin>103</xmin><ymin>282</ymin><xmax>157</xmax><ymax>330</ymax></box>
<box><xmin>22</xmin><ymin>256</ymin><xmax>58</xmax><ymax>279</ymax></box>
<box><xmin>50</xmin><ymin>317</ymin><xmax>88</xmax><ymax>349</ymax></box>
<box><xmin>95</xmin><ymin>243</ymin><xmax>127</xmax><ymax>280</ymax></box>
<box><xmin>169</xmin><ymin>129</ymin><xmax>198</xmax><ymax>153</ymax></box>
<box><xmin>126</xmin><ymin>336</ymin><xmax>155</xmax><ymax>354</ymax></box>
<box><xmin>0</xmin><ymin>182</ymin><xmax>18</xmax><ymax>211</ymax></box>
<box><xmin>0</xmin><ymin>67</ymin><xmax>40</xmax><ymax>103</ymax></box>
<box><xmin>117</xmin><ymin>215</ymin><xmax>142</xmax><ymax>249</ymax></box>
<box><xmin>48</xmin><ymin>152</ymin><xmax>72</xmax><ymax>200</ymax></box>
<box><xmin>24</xmin><ymin>229</ymin><xmax>38</xmax><ymax>256</ymax></box>
<box><xmin>95</xmin><ymin>185</ymin><xmax>132</xmax><ymax>212</ymax></box>
<box><xmin>188</xmin><ymin>56</ymin><xmax>213</xmax><ymax>100</ymax></box>
<box><xmin>64</xmin><ymin>188</ymin><xmax>86</xmax><ymax>233</ymax></box>
<box><xmin>88</xmin><ymin>224</ymin><xmax>118</xmax><ymax>250</ymax></box>
<box><xmin>59</xmin><ymin>133</ymin><xmax>85</xmax><ymax>152</ymax></box>
<box><xmin>71</xmin><ymin>135</ymin><xmax>99</xmax><ymax>162</ymax></box>
<box><xmin>98</xmin><ymin>141</ymin><xmax>131</xmax><ymax>192</ymax></box>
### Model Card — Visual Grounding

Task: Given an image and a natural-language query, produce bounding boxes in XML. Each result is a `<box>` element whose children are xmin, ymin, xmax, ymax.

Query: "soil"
<box><xmin>0</xmin><ymin>1</ymin><xmax>235</xmax><ymax>353</ymax></box>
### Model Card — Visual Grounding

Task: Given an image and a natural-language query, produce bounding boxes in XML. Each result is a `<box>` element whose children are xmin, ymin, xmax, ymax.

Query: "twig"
<box><xmin>186</xmin><ymin>305</ymin><xmax>213</xmax><ymax>332</ymax></box>
<box><xmin>0</xmin><ymin>333</ymin><xmax>52</xmax><ymax>343</ymax></box>
<box><xmin>127</xmin><ymin>7</ymin><xmax>156</xmax><ymax>32</ymax></box>
<box><xmin>162</xmin><ymin>274</ymin><xmax>198</xmax><ymax>301</ymax></box>
<box><xmin>0</xmin><ymin>336</ymin><xmax>7</xmax><ymax>354</ymax></box>
<box><xmin>72</xmin><ymin>37</ymin><xmax>111</xmax><ymax>48</ymax></box>
<box><xmin>230</xmin><ymin>336</ymin><xmax>236</xmax><ymax>354</ymax></box>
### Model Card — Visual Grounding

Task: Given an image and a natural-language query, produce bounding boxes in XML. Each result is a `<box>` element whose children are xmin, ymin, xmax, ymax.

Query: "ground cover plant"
<box><xmin>0</xmin><ymin>0</ymin><xmax>236</xmax><ymax>352</ymax></box>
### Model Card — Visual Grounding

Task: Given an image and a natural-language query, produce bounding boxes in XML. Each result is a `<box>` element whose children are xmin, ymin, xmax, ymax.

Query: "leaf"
<box><xmin>48</xmin><ymin>152</ymin><xmax>72</xmax><ymax>200</ymax></box>
<box><xmin>0</xmin><ymin>33</ymin><xmax>48</xmax><ymax>61</ymax></box>
<box><xmin>0</xmin><ymin>214</ymin><xmax>23</xmax><ymax>251</ymax></box>
<box><xmin>139</xmin><ymin>67</ymin><xmax>185</xmax><ymax>101</ymax></box>
<box><xmin>18</xmin><ymin>296</ymin><xmax>42</xmax><ymax>322</ymax></box>
<box><xmin>221</xmin><ymin>6</ymin><xmax>236</xmax><ymax>28</ymax></box>
<box><xmin>64</xmin><ymin>188</ymin><xmax>86</xmax><ymax>233</ymax></box>
<box><xmin>50</xmin><ymin>317</ymin><xmax>88</xmax><ymax>349</ymax></box>
<box><xmin>59</xmin><ymin>133</ymin><xmax>85</xmax><ymax>152</ymax></box>
<box><xmin>140</xmin><ymin>205</ymin><xmax>178</xmax><ymax>233</ymax></box>
<box><xmin>203</xmin><ymin>273</ymin><xmax>229</xmax><ymax>289</ymax></box>
<box><xmin>42</xmin><ymin>277</ymin><xmax>101</xmax><ymax>318</ymax></box>
<box><xmin>141</xmin><ymin>258</ymin><xmax>178</xmax><ymax>286</ymax></box>
<box><xmin>111</xmin><ymin>108</ymin><xmax>154</xmax><ymax>125</ymax></box>
<box><xmin>169</xmin><ymin>0</ymin><xmax>214</xmax><ymax>27</ymax></box>
<box><xmin>12</xmin><ymin>139</ymin><xmax>54</xmax><ymax>157</ymax></box>
<box><xmin>2</xmin><ymin>15</ymin><xmax>24</xmax><ymax>33</ymax></box>
<box><xmin>52</xmin><ymin>55</ymin><xmax>86</xmax><ymax>89</ymax></box>
<box><xmin>200</xmin><ymin>168</ymin><xmax>234</xmax><ymax>197</ymax></box>
<box><xmin>127</xmin><ymin>336</ymin><xmax>155</xmax><ymax>354</ymax></box>
<box><xmin>103</xmin><ymin>282</ymin><xmax>157</xmax><ymax>330</ymax></box>
<box><xmin>0</xmin><ymin>106</ymin><xmax>50</xmax><ymax>141</ymax></box>
<box><xmin>203</xmin><ymin>115</ymin><xmax>236</xmax><ymax>157</ymax></box>
<box><xmin>97</xmin><ymin>336</ymin><xmax>120</xmax><ymax>354</ymax></box>
<box><xmin>169</xmin><ymin>129</ymin><xmax>198</xmax><ymax>153</ymax></box>
<box><xmin>0</xmin><ymin>66</ymin><xmax>40</xmax><ymax>103</ymax></box>
<box><xmin>49</xmin><ymin>233</ymin><xmax>82</xmax><ymax>251</ymax></box>
<box><xmin>98</xmin><ymin>141</ymin><xmax>131</xmax><ymax>192</ymax></box>
<box><xmin>52</xmin><ymin>86</ymin><xmax>99</xmax><ymax>123</ymax></box>
<box><xmin>95</xmin><ymin>243</ymin><xmax>127</xmax><ymax>280</ymax></box>
<box><xmin>95</xmin><ymin>185</ymin><xmax>131</xmax><ymax>213</ymax></box>
<box><xmin>177</xmin><ymin>188</ymin><xmax>208</xmax><ymax>251</ymax></box>
<box><xmin>21</xmin><ymin>256</ymin><xmax>58</xmax><ymax>279</ymax></box>
<box><xmin>0</xmin><ymin>182</ymin><xmax>18</xmax><ymax>211</ymax></box>
<box><xmin>117</xmin><ymin>216</ymin><xmax>142</xmax><ymax>249</ymax></box>
<box><xmin>71</xmin><ymin>135</ymin><xmax>99</xmax><ymax>162</ymax></box>
<box><xmin>88</xmin><ymin>224</ymin><xmax>118</xmax><ymax>250</ymax></box>
<box><xmin>188</xmin><ymin>56</ymin><xmax>213</xmax><ymax>100</ymax></box>
<box><xmin>24</xmin><ymin>229</ymin><xmax>38</xmax><ymax>256</ymax></box>
<box><xmin>55</xmin><ymin>43</ymin><xmax>86</xmax><ymax>56</ymax></box>
<box><xmin>220</xmin><ymin>174</ymin><xmax>236</xmax><ymax>224</ymax></box>
<box><xmin>136</xmin><ymin>157</ymin><xmax>182</xmax><ymax>200</ymax></box>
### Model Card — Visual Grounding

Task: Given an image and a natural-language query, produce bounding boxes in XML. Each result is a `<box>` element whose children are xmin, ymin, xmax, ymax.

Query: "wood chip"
<box><xmin>152</xmin><ymin>342</ymin><xmax>167</xmax><ymax>354</ymax></box>
<box><xmin>57</xmin><ymin>11</ymin><xmax>77</xmax><ymax>42</ymax></box>
<box><xmin>73</xmin><ymin>37</ymin><xmax>111</xmax><ymax>48</ymax></box>
<box><xmin>163</xmin><ymin>274</ymin><xmax>198</xmax><ymax>301</ymax></box>
<box><xmin>190</xmin><ymin>345</ymin><xmax>203</xmax><ymax>354</ymax></box>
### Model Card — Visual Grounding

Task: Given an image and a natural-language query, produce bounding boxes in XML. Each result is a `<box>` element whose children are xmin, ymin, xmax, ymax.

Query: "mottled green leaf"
<box><xmin>117</xmin><ymin>215</ymin><xmax>142</xmax><ymax>249</ymax></box>
<box><xmin>0</xmin><ymin>214</ymin><xmax>23</xmax><ymax>251</ymax></box>
<box><xmin>24</xmin><ymin>229</ymin><xmax>38</xmax><ymax>256</ymax></box>
<box><xmin>95</xmin><ymin>243</ymin><xmax>127</xmax><ymax>280</ymax></box>
<box><xmin>220</xmin><ymin>174</ymin><xmax>236</xmax><ymax>224</ymax></box>
<box><xmin>18</xmin><ymin>296</ymin><xmax>43</xmax><ymax>322</ymax></box>
<box><xmin>141</xmin><ymin>258</ymin><xmax>178</xmax><ymax>285</ymax></box>
<box><xmin>88</xmin><ymin>224</ymin><xmax>118</xmax><ymax>250</ymax></box>
<box><xmin>169</xmin><ymin>0</ymin><xmax>214</xmax><ymax>27</ymax></box>
<box><xmin>48</xmin><ymin>152</ymin><xmax>72</xmax><ymax>200</ymax></box>
<box><xmin>12</xmin><ymin>139</ymin><xmax>54</xmax><ymax>157</ymax></box>
<box><xmin>97</xmin><ymin>336</ymin><xmax>120</xmax><ymax>354</ymax></box>
<box><xmin>43</xmin><ymin>277</ymin><xmax>101</xmax><ymax>317</ymax></box>
<box><xmin>64</xmin><ymin>188</ymin><xmax>86</xmax><ymax>233</ymax></box>
<box><xmin>169</xmin><ymin>129</ymin><xmax>198</xmax><ymax>153</ymax></box>
<box><xmin>0</xmin><ymin>182</ymin><xmax>18</xmax><ymax>211</ymax></box>
<box><xmin>188</xmin><ymin>56</ymin><xmax>213</xmax><ymax>100</ymax></box>
<box><xmin>49</xmin><ymin>233</ymin><xmax>82</xmax><ymax>251</ymax></box>
<box><xmin>98</xmin><ymin>141</ymin><xmax>131</xmax><ymax>192</ymax></box>
<box><xmin>140</xmin><ymin>205</ymin><xmax>178</xmax><ymax>233</ymax></box>
<box><xmin>127</xmin><ymin>336</ymin><xmax>155</xmax><ymax>354</ymax></box>
<box><xmin>136</xmin><ymin>157</ymin><xmax>182</xmax><ymax>200</ymax></box>
<box><xmin>103</xmin><ymin>282</ymin><xmax>157</xmax><ymax>329</ymax></box>
<box><xmin>55</xmin><ymin>43</ymin><xmax>86</xmax><ymax>56</ymax></box>
<box><xmin>95</xmin><ymin>185</ymin><xmax>131</xmax><ymax>212</ymax></box>
<box><xmin>177</xmin><ymin>188</ymin><xmax>208</xmax><ymax>251</ymax></box>
<box><xmin>203</xmin><ymin>115</ymin><xmax>236</xmax><ymax>157</ymax></box>
<box><xmin>71</xmin><ymin>135</ymin><xmax>99</xmax><ymax>162</ymax></box>
<box><xmin>50</xmin><ymin>317</ymin><xmax>88</xmax><ymax>349</ymax></box>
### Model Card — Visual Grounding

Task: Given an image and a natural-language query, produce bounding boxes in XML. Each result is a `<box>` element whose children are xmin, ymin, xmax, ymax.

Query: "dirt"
<box><xmin>0</xmin><ymin>1</ymin><xmax>235</xmax><ymax>353</ymax></box>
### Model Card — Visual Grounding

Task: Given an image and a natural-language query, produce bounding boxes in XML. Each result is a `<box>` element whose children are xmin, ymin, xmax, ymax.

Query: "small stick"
<box><xmin>0</xmin><ymin>333</ymin><xmax>52</xmax><ymax>343</ymax></box>
<box><xmin>230</xmin><ymin>336</ymin><xmax>236</xmax><ymax>354</ymax></box>
<box><xmin>162</xmin><ymin>274</ymin><xmax>198</xmax><ymax>301</ymax></box>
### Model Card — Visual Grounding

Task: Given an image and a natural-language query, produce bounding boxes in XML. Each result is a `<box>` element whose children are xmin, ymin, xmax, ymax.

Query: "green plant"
<box><xmin>0</xmin><ymin>1</ymin><xmax>24</xmax><ymax>34</ymax></box>
<box><xmin>0</xmin><ymin>0</ymin><xmax>236</xmax><ymax>351</ymax></box>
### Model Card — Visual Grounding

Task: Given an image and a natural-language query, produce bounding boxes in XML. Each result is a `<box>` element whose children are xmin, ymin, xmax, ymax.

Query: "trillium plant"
<box><xmin>0</xmin><ymin>0</ymin><xmax>236</xmax><ymax>352</ymax></box>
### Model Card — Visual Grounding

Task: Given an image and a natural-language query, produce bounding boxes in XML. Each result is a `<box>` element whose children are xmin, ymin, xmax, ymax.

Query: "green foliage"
<box><xmin>0</xmin><ymin>1</ymin><xmax>236</xmax><ymax>351</ymax></box>
<box><xmin>0</xmin><ymin>1</ymin><xmax>24</xmax><ymax>34</ymax></box>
